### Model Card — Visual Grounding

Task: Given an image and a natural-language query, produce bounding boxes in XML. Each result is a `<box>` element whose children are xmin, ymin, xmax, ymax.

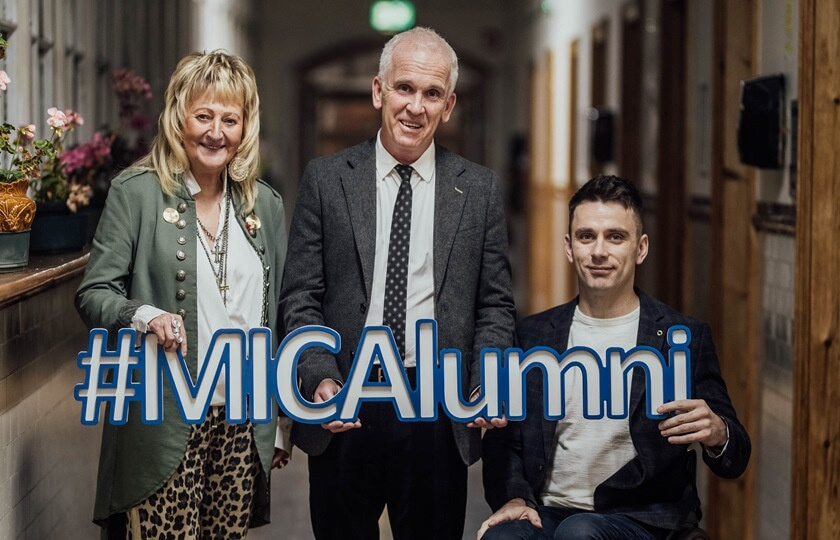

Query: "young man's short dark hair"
<box><xmin>569</xmin><ymin>175</ymin><xmax>644</xmax><ymax>236</ymax></box>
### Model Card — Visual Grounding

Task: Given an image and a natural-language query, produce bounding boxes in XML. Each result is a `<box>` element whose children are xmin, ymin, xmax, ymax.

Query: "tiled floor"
<box><xmin>249</xmin><ymin>453</ymin><xmax>489</xmax><ymax>539</ymax></box>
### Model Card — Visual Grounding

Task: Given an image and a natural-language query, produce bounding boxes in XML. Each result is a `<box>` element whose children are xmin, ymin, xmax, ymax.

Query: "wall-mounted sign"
<box><xmin>370</xmin><ymin>0</ymin><xmax>415</xmax><ymax>34</ymax></box>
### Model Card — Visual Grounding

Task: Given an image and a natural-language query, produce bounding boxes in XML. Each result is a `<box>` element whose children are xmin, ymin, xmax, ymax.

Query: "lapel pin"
<box><xmin>163</xmin><ymin>208</ymin><xmax>179</xmax><ymax>224</ymax></box>
<box><xmin>245</xmin><ymin>214</ymin><xmax>261</xmax><ymax>237</ymax></box>
<box><xmin>454</xmin><ymin>186</ymin><xmax>463</xmax><ymax>194</ymax></box>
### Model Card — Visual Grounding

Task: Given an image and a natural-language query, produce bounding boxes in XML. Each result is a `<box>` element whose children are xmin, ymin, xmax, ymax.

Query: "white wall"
<box><xmin>191</xmin><ymin>0</ymin><xmax>256</xmax><ymax>59</ymax></box>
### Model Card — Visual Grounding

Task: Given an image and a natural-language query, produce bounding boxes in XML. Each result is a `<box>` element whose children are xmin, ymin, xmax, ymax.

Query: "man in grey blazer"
<box><xmin>280</xmin><ymin>27</ymin><xmax>516</xmax><ymax>539</ymax></box>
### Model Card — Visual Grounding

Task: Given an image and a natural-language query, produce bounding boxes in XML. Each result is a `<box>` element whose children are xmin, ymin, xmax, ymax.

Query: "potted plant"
<box><xmin>0</xmin><ymin>33</ymin><xmax>64</xmax><ymax>270</ymax></box>
<box><xmin>28</xmin><ymin>107</ymin><xmax>93</xmax><ymax>254</ymax></box>
<box><xmin>27</xmin><ymin>68</ymin><xmax>152</xmax><ymax>252</ymax></box>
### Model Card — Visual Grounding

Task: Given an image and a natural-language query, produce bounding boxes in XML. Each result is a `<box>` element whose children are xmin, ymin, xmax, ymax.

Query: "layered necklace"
<box><xmin>196</xmin><ymin>187</ymin><xmax>232</xmax><ymax>305</ymax></box>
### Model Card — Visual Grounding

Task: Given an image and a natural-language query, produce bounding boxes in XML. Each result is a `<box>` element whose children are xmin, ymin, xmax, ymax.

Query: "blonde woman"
<box><xmin>76</xmin><ymin>51</ymin><xmax>289</xmax><ymax>539</ymax></box>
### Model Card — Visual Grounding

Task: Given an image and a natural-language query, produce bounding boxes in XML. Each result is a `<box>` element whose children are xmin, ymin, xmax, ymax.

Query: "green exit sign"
<box><xmin>370</xmin><ymin>0</ymin><xmax>415</xmax><ymax>33</ymax></box>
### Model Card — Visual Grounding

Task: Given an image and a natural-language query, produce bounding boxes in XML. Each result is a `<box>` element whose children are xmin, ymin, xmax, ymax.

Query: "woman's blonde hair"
<box><xmin>135</xmin><ymin>50</ymin><xmax>261</xmax><ymax>212</ymax></box>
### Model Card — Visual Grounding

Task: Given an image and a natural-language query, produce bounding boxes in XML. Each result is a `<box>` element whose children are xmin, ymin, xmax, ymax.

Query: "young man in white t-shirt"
<box><xmin>479</xmin><ymin>175</ymin><xmax>750</xmax><ymax>539</ymax></box>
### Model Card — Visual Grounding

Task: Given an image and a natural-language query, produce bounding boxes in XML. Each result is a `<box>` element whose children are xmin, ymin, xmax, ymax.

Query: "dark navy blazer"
<box><xmin>482</xmin><ymin>291</ymin><xmax>750</xmax><ymax>531</ymax></box>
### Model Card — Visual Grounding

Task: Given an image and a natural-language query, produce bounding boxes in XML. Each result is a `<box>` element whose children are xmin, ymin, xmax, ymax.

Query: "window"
<box><xmin>0</xmin><ymin>0</ymin><xmax>18</xmax><ymax>123</ymax></box>
<box><xmin>32</xmin><ymin>0</ymin><xmax>56</xmax><ymax>132</ymax></box>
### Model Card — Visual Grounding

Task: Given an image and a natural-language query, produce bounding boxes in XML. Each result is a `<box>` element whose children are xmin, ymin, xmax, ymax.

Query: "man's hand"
<box><xmin>657</xmin><ymin>399</ymin><xmax>727</xmax><ymax>447</ymax></box>
<box><xmin>476</xmin><ymin>498</ymin><xmax>541</xmax><ymax>539</ymax></box>
<box><xmin>467</xmin><ymin>417</ymin><xmax>508</xmax><ymax>429</ymax></box>
<box><xmin>466</xmin><ymin>387</ymin><xmax>508</xmax><ymax>429</ymax></box>
<box><xmin>272</xmin><ymin>448</ymin><xmax>290</xmax><ymax>469</ymax></box>
<box><xmin>314</xmin><ymin>378</ymin><xmax>361</xmax><ymax>433</ymax></box>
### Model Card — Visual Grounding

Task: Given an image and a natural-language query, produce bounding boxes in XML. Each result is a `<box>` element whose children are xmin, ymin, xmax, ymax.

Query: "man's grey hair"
<box><xmin>378</xmin><ymin>27</ymin><xmax>459</xmax><ymax>94</ymax></box>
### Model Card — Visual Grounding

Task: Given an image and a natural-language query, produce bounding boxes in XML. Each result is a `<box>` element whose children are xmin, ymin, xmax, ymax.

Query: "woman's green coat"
<box><xmin>76</xmin><ymin>169</ymin><xmax>287</xmax><ymax>531</ymax></box>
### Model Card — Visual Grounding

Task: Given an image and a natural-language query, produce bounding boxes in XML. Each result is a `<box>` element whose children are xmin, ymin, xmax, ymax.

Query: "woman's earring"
<box><xmin>228</xmin><ymin>156</ymin><xmax>248</xmax><ymax>183</ymax></box>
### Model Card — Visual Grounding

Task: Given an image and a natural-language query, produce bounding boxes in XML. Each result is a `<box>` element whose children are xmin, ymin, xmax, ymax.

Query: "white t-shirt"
<box><xmin>540</xmin><ymin>305</ymin><xmax>641</xmax><ymax>510</ymax></box>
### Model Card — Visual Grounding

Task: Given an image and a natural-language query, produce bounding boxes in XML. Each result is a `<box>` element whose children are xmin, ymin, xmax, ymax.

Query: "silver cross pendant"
<box><xmin>211</xmin><ymin>243</ymin><xmax>225</xmax><ymax>264</ymax></box>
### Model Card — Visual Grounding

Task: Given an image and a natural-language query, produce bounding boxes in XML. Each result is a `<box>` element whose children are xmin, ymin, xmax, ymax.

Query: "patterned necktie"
<box><xmin>383</xmin><ymin>164</ymin><xmax>413</xmax><ymax>360</ymax></box>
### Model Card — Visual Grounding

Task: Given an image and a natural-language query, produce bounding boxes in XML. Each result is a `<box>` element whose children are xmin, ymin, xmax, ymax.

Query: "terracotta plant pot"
<box><xmin>0</xmin><ymin>178</ymin><xmax>36</xmax><ymax>232</ymax></box>
<box><xmin>0</xmin><ymin>178</ymin><xmax>36</xmax><ymax>271</ymax></box>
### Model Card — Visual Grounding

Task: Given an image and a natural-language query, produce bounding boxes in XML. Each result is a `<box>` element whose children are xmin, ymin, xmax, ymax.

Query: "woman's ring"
<box><xmin>172</xmin><ymin>319</ymin><xmax>181</xmax><ymax>330</ymax></box>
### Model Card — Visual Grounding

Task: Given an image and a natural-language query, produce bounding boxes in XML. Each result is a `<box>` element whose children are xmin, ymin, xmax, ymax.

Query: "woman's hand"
<box><xmin>148</xmin><ymin>313</ymin><xmax>188</xmax><ymax>355</ymax></box>
<box><xmin>272</xmin><ymin>448</ymin><xmax>290</xmax><ymax>469</ymax></box>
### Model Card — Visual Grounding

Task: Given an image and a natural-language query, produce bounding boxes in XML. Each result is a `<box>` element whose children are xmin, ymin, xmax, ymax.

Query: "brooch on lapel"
<box><xmin>162</xmin><ymin>208</ymin><xmax>179</xmax><ymax>224</ymax></box>
<box><xmin>245</xmin><ymin>213</ymin><xmax>261</xmax><ymax>237</ymax></box>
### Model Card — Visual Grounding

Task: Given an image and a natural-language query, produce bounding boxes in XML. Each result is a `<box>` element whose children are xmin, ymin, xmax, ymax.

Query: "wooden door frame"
<box><xmin>619</xmin><ymin>0</ymin><xmax>643</xmax><ymax>184</ymax></box>
<box><xmin>792</xmin><ymin>0</ymin><xmax>840</xmax><ymax>537</ymax></box>
<box><xmin>565</xmin><ymin>39</ymin><xmax>580</xmax><ymax>302</ymax></box>
<box><xmin>656</xmin><ymin>0</ymin><xmax>687</xmax><ymax>310</ymax></box>
<box><xmin>589</xmin><ymin>18</ymin><xmax>609</xmax><ymax>177</ymax></box>
<box><xmin>526</xmin><ymin>49</ymin><xmax>555</xmax><ymax>315</ymax></box>
<box><xmin>707</xmin><ymin>0</ymin><xmax>760</xmax><ymax>538</ymax></box>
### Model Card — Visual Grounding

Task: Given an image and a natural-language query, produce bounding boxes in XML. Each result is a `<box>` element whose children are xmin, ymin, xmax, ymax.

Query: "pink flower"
<box><xmin>90</xmin><ymin>132</ymin><xmax>112</xmax><ymax>159</ymax></box>
<box><xmin>61</xmin><ymin>131</ymin><xmax>113</xmax><ymax>177</ymax></box>
<box><xmin>47</xmin><ymin>107</ymin><xmax>68</xmax><ymax>130</ymax></box>
<box><xmin>66</xmin><ymin>183</ymin><xmax>93</xmax><ymax>212</ymax></box>
<box><xmin>0</xmin><ymin>70</ymin><xmax>9</xmax><ymax>91</ymax></box>
<box><xmin>19</xmin><ymin>124</ymin><xmax>36</xmax><ymax>140</ymax></box>
<box><xmin>64</xmin><ymin>109</ymin><xmax>84</xmax><ymax>127</ymax></box>
<box><xmin>112</xmin><ymin>69</ymin><xmax>153</xmax><ymax>117</ymax></box>
<box><xmin>60</xmin><ymin>146</ymin><xmax>88</xmax><ymax>173</ymax></box>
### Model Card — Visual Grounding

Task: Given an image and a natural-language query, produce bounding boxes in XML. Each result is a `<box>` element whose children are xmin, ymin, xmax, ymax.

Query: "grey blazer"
<box><xmin>280</xmin><ymin>139</ymin><xmax>516</xmax><ymax>465</ymax></box>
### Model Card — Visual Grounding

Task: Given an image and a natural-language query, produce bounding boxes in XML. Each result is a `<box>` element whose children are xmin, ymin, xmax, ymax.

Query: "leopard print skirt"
<box><xmin>125</xmin><ymin>407</ymin><xmax>259</xmax><ymax>539</ymax></box>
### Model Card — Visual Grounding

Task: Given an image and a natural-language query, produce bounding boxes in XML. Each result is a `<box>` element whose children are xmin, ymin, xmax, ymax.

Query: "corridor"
<box><xmin>0</xmin><ymin>0</ymin><xmax>838</xmax><ymax>538</ymax></box>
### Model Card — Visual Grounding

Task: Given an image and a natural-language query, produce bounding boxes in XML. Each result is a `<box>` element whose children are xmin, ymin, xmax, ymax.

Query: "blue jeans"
<box><xmin>482</xmin><ymin>506</ymin><xmax>668</xmax><ymax>540</ymax></box>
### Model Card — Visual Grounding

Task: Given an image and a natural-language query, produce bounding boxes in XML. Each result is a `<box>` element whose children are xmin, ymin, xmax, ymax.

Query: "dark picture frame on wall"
<box><xmin>737</xmin><ymin>73</ymin><xmax>786</xmax><ymax>169</ymax></box>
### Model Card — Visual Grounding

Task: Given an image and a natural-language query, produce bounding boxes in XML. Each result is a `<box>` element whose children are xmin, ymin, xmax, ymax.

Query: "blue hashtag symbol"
<box><xmin>75</xmin><ymin>328</ymin><xmax>143</xmax><ymax>425</ymax></box>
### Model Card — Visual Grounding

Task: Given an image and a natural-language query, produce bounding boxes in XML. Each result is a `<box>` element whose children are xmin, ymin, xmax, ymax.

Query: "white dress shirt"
<box><xmin>364</xmin><ymin>131</ymin><xmax>436</xmax><ymax>368</ymax></box>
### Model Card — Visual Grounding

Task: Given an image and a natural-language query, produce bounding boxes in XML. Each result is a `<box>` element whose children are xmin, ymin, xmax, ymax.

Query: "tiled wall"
<box><xmin>0</xmin><ymin>277</ymin><xmax>101</xmax><ymax>539</ymax></box>
<box><xmin>758</xmin><ymin>232</ymin><xmax>795</xmax><ymax>540</ymax></box>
